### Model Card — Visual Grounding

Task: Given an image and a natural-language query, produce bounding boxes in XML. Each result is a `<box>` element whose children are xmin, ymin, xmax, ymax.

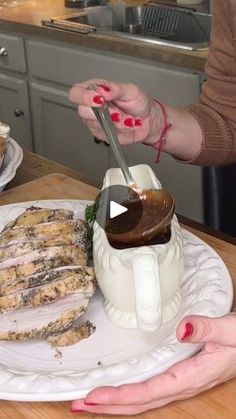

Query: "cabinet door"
<box><xmin>30</xmin><ymin>82</ymin><xmax>110</xmax><ymax>183</ymax></box>
<box><xmin>0</xmin><ymin>73</ymin><xmax>32</xmax><ymax>149</ymax></box>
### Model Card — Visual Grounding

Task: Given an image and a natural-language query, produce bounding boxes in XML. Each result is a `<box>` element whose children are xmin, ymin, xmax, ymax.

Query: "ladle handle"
<box><xmin>93</xmin><ymin>106</ymin><xmax>135</xmax><ymax>187</ymax></box>
<box><xmin>89</xmin><ymin>85</ymin><xmax>136</xmax><ymax>188</ymax></box>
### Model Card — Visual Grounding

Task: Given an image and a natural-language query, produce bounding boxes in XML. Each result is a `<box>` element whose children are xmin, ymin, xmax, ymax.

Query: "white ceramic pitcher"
<box><xmin>93</xmin><ymin>164</ymin><xmax>184</xmax><ymax>331</ymax></box>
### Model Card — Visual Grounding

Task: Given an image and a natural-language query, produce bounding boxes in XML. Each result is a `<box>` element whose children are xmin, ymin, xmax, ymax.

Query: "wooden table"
<box><xmin>1</xmin><ymin>150</ymin><xmax>236</xmax><ymax>419</ymax></box>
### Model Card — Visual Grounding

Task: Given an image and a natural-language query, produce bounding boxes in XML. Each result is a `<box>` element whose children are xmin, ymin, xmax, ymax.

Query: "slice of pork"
<box><xmin>0</xmin><ymin>219</ymin><xmax>86</xmax><ymax>247</ymax></box>
<box><xmin>0</xmin><ymin>266</ymin><xmax>94</xmax><ymax>296</ymax></box>
<box><xmin>1</xmin><ymin>207</ymin><xmax>73</xmax><ymax>231</ymax></box>
<box><xmin>0</xmin><ymin>266</ymin><xmax>96</xmax><ymax>312</ymax></box>
<box><xmin>46</xmin><ymin>320</ymin><xmax>96</xmax><ymax>347</ymax></box>
<box><xmin>0</xmin><ymin>246</ymin><xmax>87</xmax><ymax>284</ymax></box>
<box><xmin>0</xmin><ymin>294</ymin><xmax>92</xmax><ymax>341</ymax></box>
<box><xmin>0</xmin><ymin>233</ymin><xmax>86</xmax><ymax>261</ymax></box>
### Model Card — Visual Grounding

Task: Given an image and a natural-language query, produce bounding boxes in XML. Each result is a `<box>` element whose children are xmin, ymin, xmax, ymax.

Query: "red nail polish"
<box><xmin>70</xmin><ymin>408</ymin><xmax>86</xmax><ymax>413</ymax></box>
<box><xmin>84</xmin><ymin>402</ymin><xmax>99</xmax><ymax>406</ymax></box>
<box><xmin>181</xmin><ymin>323</ymin><xmax>194</xmax><ymax>341</ymax></box>
<box><xmin>135</xmin><ymin>118</ymin><xmax>143</xmax><ymax>127</ymax></box>
<box><xmin>124</xmin><ymin>118</ymin><xmax>134</xmax><ymax>127</ymax></box>
<box><xmin>111</xmin><ymin>112</ymin><xmax>120</xmax><ymax>122</ymax></box>
<box><xmin>93</xmin><ymin>95</ymin><xmax>104</xmax><ymax>105</ymax></box>
<box><xmin>97</xmin><ymin>84</ymin><xmax>111</xmax><ymax>92</ymax></box>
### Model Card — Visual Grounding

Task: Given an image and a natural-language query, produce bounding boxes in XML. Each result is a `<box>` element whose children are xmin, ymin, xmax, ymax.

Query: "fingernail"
<box><xmin>124</xmin><ymin>118</ymin><xmax>134</xmax><ymax>127</ymax></box>
<box><xmin>97</xmin><ymin>84</ymin><xmax>111</xmax><ymax>92</ymax></box>
<box><xmin>93</xmin><ymin>95</ymin><xmax>104</xmax><ymax>105</ymax></box>
<box><xmin>111</xmin><ymin>112</ymin><xmax>120</xmax><ymax>123</ymax></box>
<box><xmin>70</xmin><ymin>408</ymin><xmax>86</xmax><ymax>413</ymax></box>
<box><xmin>84</xmin><ymin>402</ymin><xmax>99</xmax><ymax>406</ymax></box>
<box><xmin>135</xmin><ymin>118</ymin><xmax>143</xmax><ymax>127</ymax></box>
<box><xmin>181</xmin><ymin>323</ymin><xmax>194</xmax><ymax>341</ymax></box>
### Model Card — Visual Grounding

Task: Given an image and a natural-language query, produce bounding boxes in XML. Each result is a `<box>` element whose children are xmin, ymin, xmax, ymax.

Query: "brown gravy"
<box><xmin>105</xmin><ymin>189</ymin><xmax>173</xmax><ymax>249</ymax></box>
<box><xmin>108</xmin><ymin>226</ymin><xmax>171</xmax><ymax>249</ymax></box>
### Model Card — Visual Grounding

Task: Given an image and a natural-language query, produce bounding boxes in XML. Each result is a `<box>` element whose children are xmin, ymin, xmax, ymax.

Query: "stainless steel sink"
<box><xmin>42</xmin><ymin>3</ymin><xmax>211</xmax><ymax>51</ymax></box>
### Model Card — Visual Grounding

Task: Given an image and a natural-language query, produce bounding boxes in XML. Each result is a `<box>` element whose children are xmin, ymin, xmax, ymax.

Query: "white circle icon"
<box><xmin>110</xmin><ymin>201</ymin><xmax>128</xmax><ymax>219</ymax></box>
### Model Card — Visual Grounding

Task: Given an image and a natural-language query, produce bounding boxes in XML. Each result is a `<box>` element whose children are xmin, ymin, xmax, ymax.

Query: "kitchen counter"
<box><xmin>0</xmin><ymin>149</ymin><xmax>236</xmax><ymax>418</ymax></box>
<box><xmin>6</xmin><ymin>149</ymin><xmax>101</xmax><ymax>189</ymax></box>
<box><xmin>0</xmin><ymin>0</ymin><xmax>208</xmax><ymax>71</ymax></box>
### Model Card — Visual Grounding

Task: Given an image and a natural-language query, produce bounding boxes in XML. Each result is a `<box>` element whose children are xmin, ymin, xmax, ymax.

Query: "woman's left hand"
<box><xmin>71</xmin><ymin>313</ymin><xmax>236</xmax><ymax>415</ymax></box>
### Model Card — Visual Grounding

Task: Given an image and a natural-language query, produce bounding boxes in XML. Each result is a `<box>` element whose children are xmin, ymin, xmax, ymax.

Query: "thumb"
<box><xmin>177</xmin><ymin>313</ymin><xmax>236</xmax><ymax>346</ymax></box>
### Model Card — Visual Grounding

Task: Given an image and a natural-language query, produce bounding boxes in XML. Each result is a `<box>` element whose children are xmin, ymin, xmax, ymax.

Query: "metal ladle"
<box><xmin>90</xmin><ymin>86</ymin><xmax>175</xmax><ymax>246</ymax></box>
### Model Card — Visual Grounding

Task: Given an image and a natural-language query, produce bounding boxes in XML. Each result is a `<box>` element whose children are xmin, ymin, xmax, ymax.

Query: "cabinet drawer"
<box><xmin>0</xmin><ymin>33</ymin><xmax>26</xmax><ymax>73</ymax></box>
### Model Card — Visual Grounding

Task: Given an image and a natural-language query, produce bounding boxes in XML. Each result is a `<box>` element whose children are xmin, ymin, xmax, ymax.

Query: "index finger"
<box><xmin>69</xmin><ymin>79</ymin><xmax>141</xmax><ymax>105</ymax></box>
<box><xmin>84</xmin><ymin>364</ymin><xmax>190</xmax><ymax>406</ymax></box>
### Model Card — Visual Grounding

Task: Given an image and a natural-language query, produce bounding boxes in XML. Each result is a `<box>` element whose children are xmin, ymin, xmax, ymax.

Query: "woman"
<box><xmin>69</xmin><ymin>0</ymin><xmax>236</xmax><ymax>415</ymax></box>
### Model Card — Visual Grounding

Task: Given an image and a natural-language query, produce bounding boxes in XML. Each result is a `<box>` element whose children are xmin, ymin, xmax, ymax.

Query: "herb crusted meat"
<box><xmin>0</xmin><ymin>206</ymin><xmax>96</xmax><ymax>345</ymax></box>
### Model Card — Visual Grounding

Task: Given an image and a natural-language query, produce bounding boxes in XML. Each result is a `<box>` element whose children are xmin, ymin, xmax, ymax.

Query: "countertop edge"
<box><xmin>0</xmin><ymin>16</ymin><xmax>208</xmax><ymax>72</ymax></box>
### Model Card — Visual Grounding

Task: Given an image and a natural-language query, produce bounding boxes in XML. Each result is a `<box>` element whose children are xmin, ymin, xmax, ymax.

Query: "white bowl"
<box><xmin>0</xmin><ymin>138</ymin><xmax>23</xmax><ymax>192</ymax></box>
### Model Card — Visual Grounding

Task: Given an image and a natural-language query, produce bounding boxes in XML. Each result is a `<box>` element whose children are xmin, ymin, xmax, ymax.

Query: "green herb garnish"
<box><xmin>85</xmin><ymin>202</ymin><xmax>98</xmax><ymax>256</ymax></box>
<box><xmin>85</xmin><ymin>202</ymin><xmax>97</xmax><ymax>224</ymax></box>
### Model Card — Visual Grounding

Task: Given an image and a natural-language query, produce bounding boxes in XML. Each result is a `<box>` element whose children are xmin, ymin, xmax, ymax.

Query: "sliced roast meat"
<box><xmin>46</xmin><ymin>320</ymin><xmax>96</xmax><ymax>347</ymax></box>
<box><xmin>0</xmin><ymin>219</ymin><xmax>86</xmax><ymax>247</ymax></box>
<box><xmin>0</xmin><ymin>266</ymin><xmax>93</xmax><ymax>296</ymax></box>
<box><xmin>0</xmin><ymin>294</ymin><xmax>92</xmax><ymax>341</ymax></box>
<box><xmin>0</xmin><ymin>266</ymin><xmax>95</xmax><ymax>311</ymax></box>
<box><xmin>1</xmin><ymin>206</ymin><xmax>73</xmax><ymax>231</ymax></box>
<box><xmin>0</xmin><ymin>233</ymin><xmax>86</xmax><ymax>261</ymax></box>
<box><xmin>0</xmin><ymin>245</ymin><xmax>87</xmax><ymax>284</ymax></box>
<box><xmin>0</xmin><ymin>206</ymin><xmax>96</xmax><ymax>346</ymax></box>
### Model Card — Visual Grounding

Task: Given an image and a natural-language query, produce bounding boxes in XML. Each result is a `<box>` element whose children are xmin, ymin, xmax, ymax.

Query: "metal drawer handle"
<box><xmin>0</xmin><ymin>47</ymin><xmax>8</xmax><ymax>57</ymax></box>
<box><xmin>14</xmin><ymin>109</ymin><xmax>24</xmax><ymax>117</ymax></box>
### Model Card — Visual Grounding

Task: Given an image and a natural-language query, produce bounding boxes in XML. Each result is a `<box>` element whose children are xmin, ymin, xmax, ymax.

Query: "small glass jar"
<box><xmin>0</xmin><ymin>122</ymin><xmax>9</xmax><ymax>170</ymax></box>
<box><xmin>0</xmin><ymin>122</ymin><xmax>10</xmax><ymax>141</ymax></box>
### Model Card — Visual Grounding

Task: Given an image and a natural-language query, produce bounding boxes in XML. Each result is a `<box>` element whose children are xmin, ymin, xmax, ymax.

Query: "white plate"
<box><xmin>0</xmin><ymin>138</ymin><xmax>23</xmax><ymax>192</ymax></box>
<box><xmin>0</xmin><ymin>200</ymin><xmax>233</xmax><ymax>402</ymax></box>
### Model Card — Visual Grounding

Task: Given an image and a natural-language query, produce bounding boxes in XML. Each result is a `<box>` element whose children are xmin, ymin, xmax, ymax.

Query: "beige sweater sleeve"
<box><xmin>184</xmin><ymin>0</ymin><xmax>236</xmax><ymax>166</ymax></box>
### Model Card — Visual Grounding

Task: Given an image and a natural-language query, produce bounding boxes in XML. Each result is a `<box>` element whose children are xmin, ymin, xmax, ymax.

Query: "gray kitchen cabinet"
<box><xmin>30</xmin><ymin>82</ymin><xmax>110</xmax><ymax>182</ymax></box>
<box><xmin>0</xmin><ymin>73</ymin><xmax>32</xmax><ymax>149</ymax></box>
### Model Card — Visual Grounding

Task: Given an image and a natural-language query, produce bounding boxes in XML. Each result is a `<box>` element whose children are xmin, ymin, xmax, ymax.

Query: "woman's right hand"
<box><xmin>68</xmin><ymin>79</ymin><xmax>163</xmax><ymax>147</ymax></box>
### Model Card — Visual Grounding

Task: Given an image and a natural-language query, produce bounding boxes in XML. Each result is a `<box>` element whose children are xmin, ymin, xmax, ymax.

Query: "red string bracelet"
<box><xmin>152</xmin><ymin>100</ymin><xmax>172</xmax><ymax>163</ymax></box>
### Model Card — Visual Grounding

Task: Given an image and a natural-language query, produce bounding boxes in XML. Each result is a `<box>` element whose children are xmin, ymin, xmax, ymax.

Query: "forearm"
<box><xmin>164</xmin><ymin>0</ymin><xmax>236</xmax><ymax>167</ymax></box>
<box><xmin>149</xmin><ymin>1</ymin><xmax>236</xmax><ymax>166</ymax></box>
<box><xmin>149</xmin><ymin>101</ymin><xmax>203</xmax><ymax>161</ymax></box>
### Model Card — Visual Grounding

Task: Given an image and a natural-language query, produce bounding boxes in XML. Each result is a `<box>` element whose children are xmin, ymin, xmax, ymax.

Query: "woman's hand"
<box><xmin>69</xmin><ymin>79</ymin><xmax>163</xmax><ymax>146</ymax></box>
<box><xmin>69</xmin><ymin>78</ymin><xmax>203</xmax><ymax>161</ymax></box>
<box><xmin>71</xmin><ymin>313</ymin><xmax>236</xmax><ymax>415</ymax></box>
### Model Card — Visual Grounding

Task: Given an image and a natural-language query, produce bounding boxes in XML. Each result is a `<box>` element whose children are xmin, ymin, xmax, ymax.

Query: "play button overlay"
<box><xmin>110</xmin><ymin>201</ymin><xmax>127</xmax><ymax>218</ymax></box>
<box><xmin>95</xmin><ymin>185</ymin><xmax>143</xmax><ymax>235</ymax></box>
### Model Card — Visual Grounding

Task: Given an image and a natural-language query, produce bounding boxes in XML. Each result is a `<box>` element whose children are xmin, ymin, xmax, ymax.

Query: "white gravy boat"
<box><xmin>93</xmin><ymin>164</ymin><xmax>184</xmax><ymax>331</ymax></box>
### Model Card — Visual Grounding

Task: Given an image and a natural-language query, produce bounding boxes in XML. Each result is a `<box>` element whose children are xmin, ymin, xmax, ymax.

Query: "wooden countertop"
<box><xmin>0</xmin><ymin>149</ymin><xmax>236</xmax><ymax>418</ymax></box>
<box><xmin>0</xmin><ymin>0</ymin><xmax>208</xmax><ymax>71</ymax></box>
